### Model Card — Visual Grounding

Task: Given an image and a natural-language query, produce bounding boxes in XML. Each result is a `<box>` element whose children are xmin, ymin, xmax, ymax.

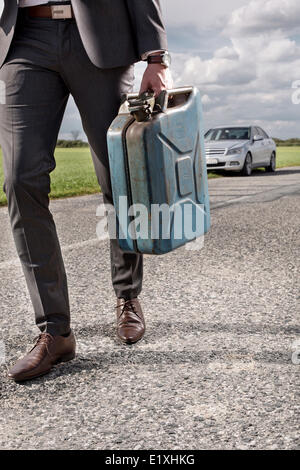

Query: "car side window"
<box><xmin>253</xmin><ymin>127</ymin><xmax>260</xmax><ymax>139</ymax></box>
<box><xmin>258</xmin><ymin>127</ymin><xmax>269</xmax><ymax>139</ymax></box>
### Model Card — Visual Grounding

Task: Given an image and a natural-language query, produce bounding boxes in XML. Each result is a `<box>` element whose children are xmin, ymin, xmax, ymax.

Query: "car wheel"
<box><xmin>265</xmin><ymin>152</ymin><xmax>276</xmax><ymax>173</ymax></box>
<box><xmin>241</xmin><ymin>153</ymin><xmax>252</xmax><ymax>176</ymax></box>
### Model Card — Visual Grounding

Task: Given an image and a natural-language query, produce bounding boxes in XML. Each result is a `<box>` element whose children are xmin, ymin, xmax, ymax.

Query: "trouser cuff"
<box><xmin>40</xmin><ymin>322</ymin><xmax>71</xmax><ymax>337</ymax></box>
<box><xmin>115</xmin><ymin>289</ymin><xmax>141</xmax><ymax>301</ymax></box>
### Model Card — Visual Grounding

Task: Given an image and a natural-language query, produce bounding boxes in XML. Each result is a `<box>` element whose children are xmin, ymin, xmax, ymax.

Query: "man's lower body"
<box><xmin>0</xmin><ymin>8</ymin><xmax>145</xmax><ymax>380</ymax></box>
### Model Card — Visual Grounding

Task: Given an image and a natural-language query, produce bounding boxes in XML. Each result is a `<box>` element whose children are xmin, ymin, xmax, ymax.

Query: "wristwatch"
<box><xmin>147</xmin><ymin>51</ymin><xmax>172</xmax><ymax>68</ymax></box>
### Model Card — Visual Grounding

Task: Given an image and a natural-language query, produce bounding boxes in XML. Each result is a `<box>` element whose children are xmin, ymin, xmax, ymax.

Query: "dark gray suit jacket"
<box><xmin>0</xmin><ymin>0</ymin><xmax>168</xmax><ymax>69</ymax></box>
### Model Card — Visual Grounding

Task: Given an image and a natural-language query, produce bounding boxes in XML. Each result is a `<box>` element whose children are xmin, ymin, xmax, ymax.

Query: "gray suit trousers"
<box><xmin>0</xmin><ymin>10</ymin><xmax>143</xmax><ymax>336</ymax></box>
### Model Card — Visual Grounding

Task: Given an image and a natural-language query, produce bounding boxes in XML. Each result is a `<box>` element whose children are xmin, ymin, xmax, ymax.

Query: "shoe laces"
<box><xmin>30</xmin><ymin>333</ymin><xmax>54</xmax><ymax>355</ymax></box>
<box><xmin>115</xmin><ymin>299</ymin><xmax>138</xmax><ymax>318</ymax></box>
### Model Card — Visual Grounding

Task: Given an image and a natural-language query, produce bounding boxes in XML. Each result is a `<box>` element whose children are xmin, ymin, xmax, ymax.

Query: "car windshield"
<box><xmin>205</xmin><ymin>127</ymin><xmax>250</xmax><ymax>141</ymax></box>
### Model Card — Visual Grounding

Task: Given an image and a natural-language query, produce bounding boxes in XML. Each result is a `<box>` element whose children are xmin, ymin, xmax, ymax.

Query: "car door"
<box><xmin>251</xmin><ymin>127</ymin><xmax>265</xmax><ymax>166</ymax></box>
<box><xmin>258</xmin><ymin>127</ymin><xmax>272</xmax><ymax>164</ymax></box>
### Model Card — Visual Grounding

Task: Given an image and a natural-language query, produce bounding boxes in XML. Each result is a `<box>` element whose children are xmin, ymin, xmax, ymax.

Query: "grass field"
<box><xmin>0</xmin><ymin>146</ymin><xmax>299</xmax><ymax>206</ymax></box>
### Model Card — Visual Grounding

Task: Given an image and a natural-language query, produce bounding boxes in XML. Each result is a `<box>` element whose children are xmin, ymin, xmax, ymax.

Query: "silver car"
<box><xmin>204</xmin><ymin>126</ymin><xmax>277</xmax><ymax>176</ymax></box>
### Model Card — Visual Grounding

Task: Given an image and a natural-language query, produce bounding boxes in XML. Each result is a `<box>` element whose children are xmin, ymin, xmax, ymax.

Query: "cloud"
<box><xmin>162</xmin><ymin>0</ymin><xmax>246</xmax><ymax>29</ymax></box>
<box><xmin>214</xmin><ymin>46</ymin><xmax>239</xmax><ymax>60</ymax></box>
<box><xmin>178</xmin><ymin>55</ymin><xmax>257</xmax><ymax>86</ymax></box>
<box><xmin>169</xmin><ymin>0</ymin><xmax>300</xmax><ymax>137</ymax></box>
<box><xmin>225</xmin><ymin>0</ymin><xmax>300</xmax><ymax>36</ymax></box>
<box><xmin>0</xmin><ymin>0</ymin><xmax>299</xmax><ymax>138</ymax></box>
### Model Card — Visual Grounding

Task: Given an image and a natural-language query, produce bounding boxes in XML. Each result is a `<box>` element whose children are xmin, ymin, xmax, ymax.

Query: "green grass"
<box><xmin>46</xmin><ymin>148</ymin><xmax>99</xmax><ymax>199</ymax></box>
<box><xmin>276</xmin><ymin>146</ymin><xmax>300</xmax><ymax>168</ymax></box>
<box><xmin>0</xmin><ymin>148</ymin><xmax>99</xmax><ymax>206</ymax></box>
<box><xmin>0</xmin><ymin>146</ymin><xmax>299</xmax><ymax>206</ymax></box>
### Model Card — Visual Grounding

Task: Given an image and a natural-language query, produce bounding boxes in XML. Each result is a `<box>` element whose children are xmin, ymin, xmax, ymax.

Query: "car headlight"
<box><xmin>227</xmin><ymin>147</ymin><xmax>243</xmax><ymax>155</ymax></box>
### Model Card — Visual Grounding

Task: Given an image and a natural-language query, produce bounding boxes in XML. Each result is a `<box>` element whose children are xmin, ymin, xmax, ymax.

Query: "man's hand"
<box><xmin>139</xmin><ymin>64</ymin><xmax>174</xmax><ymax>98</ymax></box>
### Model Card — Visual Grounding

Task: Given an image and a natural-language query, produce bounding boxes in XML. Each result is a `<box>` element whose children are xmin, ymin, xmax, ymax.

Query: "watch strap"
<box><xmin>147</xmin><ymin>54</ymin><xmax>165</xmax><ymax>65</ymax></box>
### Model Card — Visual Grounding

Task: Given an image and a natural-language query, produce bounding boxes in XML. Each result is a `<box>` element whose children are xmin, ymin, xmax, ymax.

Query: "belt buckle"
<box><xmin>51</xmin><ymin>5</ymin><xmax>72</xmax><ymax>19</ymax></box>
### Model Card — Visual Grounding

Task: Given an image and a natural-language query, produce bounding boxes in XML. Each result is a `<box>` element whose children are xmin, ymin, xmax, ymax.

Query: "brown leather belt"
<box><xmin>27</xmin><ymin>4</ymin><xmax>74</xmax><ymax>19</ymax></box>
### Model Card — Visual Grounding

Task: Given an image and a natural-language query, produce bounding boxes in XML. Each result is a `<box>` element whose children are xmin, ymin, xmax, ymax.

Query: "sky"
<box><xmin>0</xmin><ymin>0</ymin><xmax>299</xmax><ymax>138</ymax></box>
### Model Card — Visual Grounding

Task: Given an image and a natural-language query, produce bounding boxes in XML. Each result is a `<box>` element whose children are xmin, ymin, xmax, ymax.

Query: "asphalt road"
<box><xmin>0</xmin><ymin>167</ymin><xmax>299</xmax><ymax>450</ymax></box>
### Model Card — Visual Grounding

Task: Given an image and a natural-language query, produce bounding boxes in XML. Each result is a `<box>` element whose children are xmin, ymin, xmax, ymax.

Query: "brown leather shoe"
<box><xmin>116</xmin><ymin>298</ymin><xmax>145</xmax><ymax>344</ymax></box>
<box><xmin>8</xmin><ymin>331</ymin><xmax>76</xmax><ymax>382</ymax></box>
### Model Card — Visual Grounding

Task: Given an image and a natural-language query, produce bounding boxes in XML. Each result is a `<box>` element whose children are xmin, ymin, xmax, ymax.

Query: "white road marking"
<box><xmin>0</xmin><ymin>179</ymin><xmax>299</xmax><ymax>270</ymax></box>
<box><xmin>211</xmin><ymin>183</ymin><xmax>300</xmax><ymax>209</ymax></box>
<box><xmin>0</xmin><ymin>237</ymin><xmax>102</xmax><ymax>270</ymax></box>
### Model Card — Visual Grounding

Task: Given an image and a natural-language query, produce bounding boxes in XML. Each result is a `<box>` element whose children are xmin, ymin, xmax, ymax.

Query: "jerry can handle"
<box><xmin>155</xmin><ymin>87</ymin><xmax>194</xmax><ymax>114</ymax></box>
<box><xmin>121</xmin><ymin>87</ymin><xmax>194</xmax><ymax>122</ymax></box>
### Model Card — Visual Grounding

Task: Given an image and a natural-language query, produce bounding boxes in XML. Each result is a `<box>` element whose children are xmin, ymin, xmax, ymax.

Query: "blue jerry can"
<box><xmin>107</xmin><ymin>87</ymin><xmax>210</xmax><ymax>255</ymax></box>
